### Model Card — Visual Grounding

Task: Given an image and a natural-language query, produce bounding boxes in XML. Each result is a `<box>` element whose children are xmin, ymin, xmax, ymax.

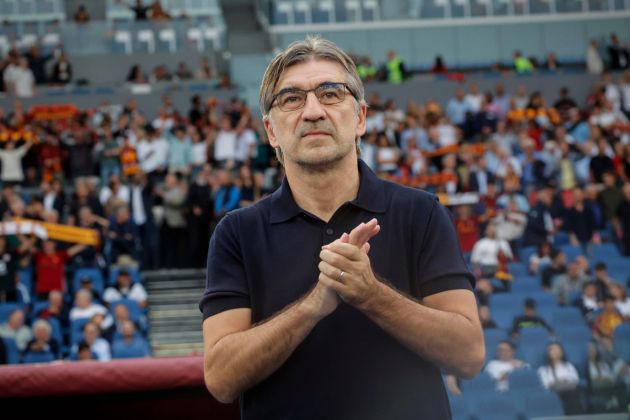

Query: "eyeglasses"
<box><xmin>270</xmin><ymin>82</ymin><xmax>356</xmax><ymax>112</ymax></box>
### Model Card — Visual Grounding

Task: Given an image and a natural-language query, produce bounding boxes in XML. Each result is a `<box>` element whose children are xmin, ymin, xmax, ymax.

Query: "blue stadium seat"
<box><xmin>22</xmin><ymin>351</ymin><xmax>55</xmax><ymax>364</ymax></box>
<box><xmin>590</xmin><ymin>243</ymin><xmax>620</xmax><ymax>260</ymax></box>
<box><xmin>0</xmin><ymin>302</ymin><xmax>24</xmax><ymax>323</ymax></box>
<box><xmin>73</xmin><ymin>268</ymin><xmax>105</xmax><ymax>295</ymax></box>
<box><xmin>2</xmin><ymin>337</ymin><xmax>20</xmax><ymax>364</ymax></box>
<box><xmin>111</xmin><ymin>337</ymin><xmax>150</xmax><ymax>359</ymax></box>
<box><xmin>553</xmin><ymin>231</ymin><xmax>570</xmax><ymax>247</ymax></box>
<box><xmin>508</xmin><ymin>263</ymin><xmax>533</xmax><ymax>279</ymax></box>
<box><xmin>556</xmin><ymin>324</ymin><xmax>591</xmax><ymax>344</ymax></box>
<box><xmin>519</xmin><ymin>327</ymin><xmax>551</xmax><ymax>343</ymax></box>
<box><xmin>517</xmin><ymin>334</ymin><xmax>549</xmax><ymax>368</ymax></box>
<box><xmin>518</xmin><ymin>246</ymin><xmax>537</xmax><ymax>263</ymax></box>
<box><xmin>32</xmin><ymin>301</ymin><xmax>49</xmax><ymax>318</ymax></box>
<box><xmin>470</xmin><ymin>393</ymin><xmax>519</xmax><ymax>420</ymax></box>
<box><xmin>70</xmin><ymin>318</ymin><xmax>91</xmax><ymax>345</ymax></box>
<box><xmin>559</xmin><ymin>245</ymin><xmax>583</xmax><ymax>261</ymax></box>
<box><xmin>449</xmin><ymin>395</ymin><xmax>470</xmax><ymax>420</ymax></box>
<box><xmin>511</xmin><ymin>279</ymin><xmax>542</xmax><ymax>296</ymax></box>
<box><xmin>460</xmin><ymin>372</ymin><xmax>495</xmax><ymax>398</ymax></box>
<box><xmin>552</xmin><ymin>307</ymin><xmax>585</xmax><ymax>331</ymax></box>
<box><xmin>508</xmin><ymin>369</ymin><xmax>544</xmax><ymax>393</ymax></box>
<box><xmin>489</xmin><ymin>294</ymin><xmax>516</xmax><ymax>331</ymax></box>
<box><xmin>523</xmin><ymin>389</ymin><xmax>564</xmax><ymax>419</ymax></box>
<box><xmin>560</xmin><ymin>337</ymin><xmax>589</xmax><ymax>373</ymax></box>
<box><xmin>613</xmin><ymin>323</ymin><xmax>630</xmax><ymax>362</ymax></box>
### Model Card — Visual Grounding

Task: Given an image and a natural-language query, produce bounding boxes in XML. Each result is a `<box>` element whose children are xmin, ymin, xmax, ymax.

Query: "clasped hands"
<box><xmin>317</xmin><ymin>218</ymin><xmax>382</xmax><ymax>309</ymax></box>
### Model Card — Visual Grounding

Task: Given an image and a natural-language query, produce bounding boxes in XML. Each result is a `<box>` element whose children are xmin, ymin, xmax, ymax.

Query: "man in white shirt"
<box><xmin>214</xmin><ymin>113</ymin><xmax>237</xmax><ymax>165</ymax></box>
<box><xmin>137</xmin><ymin>127</ymin><xmax>169</xmax><ymax>176</ymax></box>
<box><xmin>471</xmin><ymin>223</ymin><xmax>513</xmax><ymax>278</ymax></box>
<box><xmin>465</xmin><ymin>83</ymin><xmax>484</xmax><ymax>113</ymax></box>
<box><xmin>235</xmin><ymin>127</ymin><xmax>258</xmax><ymax>164</ymax></box>
<box><xmin>485</xmin><ymin>340</ymin><xmax>528</xmax><ymax>392</ymax></box>
<box><xmin>103</xmin><ymin>268</ymin><xmax>148</xmax><ymax>308</ymax></box>
<box><xmin>5</xmin><ymin>57</ymin><xmax>35</xmax><ymax>98</ymax></box>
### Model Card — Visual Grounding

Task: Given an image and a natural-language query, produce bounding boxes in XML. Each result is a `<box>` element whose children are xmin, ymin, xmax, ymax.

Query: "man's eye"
<box><xmin>321</xmin><ymin>89</ymin><xmax>342</xmax><ymax>100</ymax></box>
<box><xmin>281</xmin><ymin>94</ymin><xmax>302</xmax><ymax>105</ymax></box>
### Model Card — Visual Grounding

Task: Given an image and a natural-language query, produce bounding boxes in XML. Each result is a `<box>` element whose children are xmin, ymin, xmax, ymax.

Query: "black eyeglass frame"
<box><xmin>269</xmin><ymin>82</ymin><xmax>358</xmax><ymax>112</ymax></box>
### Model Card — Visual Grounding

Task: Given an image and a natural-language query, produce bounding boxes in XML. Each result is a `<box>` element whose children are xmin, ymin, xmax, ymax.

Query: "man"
<box><xmin>552</xmin><ymin>260</ymin><xmax>590</xmax><ymax>306</ymax></box>
<box><xmin>485</xmin><ymin>340</ymin><xmax>528</xmax><ymax>392</ymax></box>
<box><xmin>510</xmin><ymin>298</ymin><xmax>554</xmax><ymax>337</ymax></box>
<box><xmin>199</xmin><ymin>37</ymin><xmax>483</xmax><ymax>419</ymax></box>
<box><xmin>522</xmin><ymin>184</ymin><xmax>555</xmax><ymax>247</ymax></box>
<box><xmin>613</xmin><ymin>182</ymin><xmax>630</xmax><ymax>256</ymax></box>
<box><xmin>103</xmin><ymin>268</ymin><xmax>148</xmax><ymax>308</ymax></box>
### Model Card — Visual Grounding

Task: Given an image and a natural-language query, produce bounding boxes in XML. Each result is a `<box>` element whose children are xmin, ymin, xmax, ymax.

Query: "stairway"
<box><xmin>144</xmin><ymin>269</ymin><xmax>206</xmax><ymax>357</ymax></box>
<box><xmin>220</xmin><ymin>0</ymin><xmax>272</xmax><ymax>55</ymax></box>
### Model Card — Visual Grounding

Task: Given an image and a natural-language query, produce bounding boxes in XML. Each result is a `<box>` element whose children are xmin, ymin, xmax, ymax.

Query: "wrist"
<box><xmin>357</xmin><ymin>278</ymin><xmax>389</xmax><ymax>313</ymax></box>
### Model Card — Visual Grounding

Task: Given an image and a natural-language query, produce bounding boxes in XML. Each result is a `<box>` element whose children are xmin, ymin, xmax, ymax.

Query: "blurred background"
<box><xmin>0</xmin><ymin>0</ymin><xmax>629</xmax><ymax>418</ymax></box>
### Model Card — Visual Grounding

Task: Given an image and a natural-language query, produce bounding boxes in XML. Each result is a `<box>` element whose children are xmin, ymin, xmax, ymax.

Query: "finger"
<box><xmin>362</xmin><ymin>242</ymin><xmax>370</xmax><ymax>254</ymax></box>
<box><xmin>319</xmin><ymin>272</ymin><xmax>347</xmax><ymax>294</ymax></box>
<box><xmin>318</xmin><ymin>260</ymin><xmax>344</xmax><ymax>281</ymax></box>
<box><xmin>324</xmin><ymin>242</ymin><xmax>366</xmax><ymax>262</ymax></box>
<box><xmin>319</xmin><ymin>248</ymin><xmax>357</xmax><ymax>270</ymax></box>
<box><xmin>349</xmin><ymin>220</ymin><xmax>380</xmax><ymax>247</ymax></box>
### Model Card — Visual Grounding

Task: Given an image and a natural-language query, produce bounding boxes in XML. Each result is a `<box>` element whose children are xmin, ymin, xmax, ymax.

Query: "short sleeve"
<box><xmin>417</xmin><ymin>198</ymin><xmax>475</xmax><ymax>297</ymax></box>
<box><xmin>199</xmin><ymin>213</ymin><xmax>251</xmax><ymax>320</ymax></box>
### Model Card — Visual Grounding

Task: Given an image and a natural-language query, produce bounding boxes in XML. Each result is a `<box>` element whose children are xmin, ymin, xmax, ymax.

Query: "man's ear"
<box><xmin>356</xmin><ymin>102</ymin><xmax>367</xmax><ymax>139</ymax></box>
<box><xmin>263</xmin><ymin>115</ymin><xmax>279</xmax><ymax>148</ymax></box>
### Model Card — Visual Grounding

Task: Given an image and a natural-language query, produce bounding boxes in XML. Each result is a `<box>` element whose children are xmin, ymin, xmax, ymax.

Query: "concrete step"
<box><xmin>150</xmin><ymin>307</ymin><xmax>200</xmax><ymax>318</ymax></box>
<box><xmin>151</xmin><ymin>342</ymin><xmax>204</xmax><ymax>357</ymax></box>
<box><xmin>145</xmin><ymin>279</ymin><xmax>205</xmax><ymax>290</ymax></box>
<box><xmin>149</xmin><ymin>290</ymin><xmax>203</xmax><ymax>303</ymax></box>
<box><xmin>151</xmin><ymin>330</ymin><xmax>203</xmax><ymax>343</ymax></box>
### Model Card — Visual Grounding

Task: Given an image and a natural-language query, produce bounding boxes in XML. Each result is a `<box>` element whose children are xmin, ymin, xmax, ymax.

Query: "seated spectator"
<box><xmin>510</xmin><ymin>298</ymin><xmax>553</xmax><ymax>338</ymax></box>
<box><xmin>593</xmin><ymin>261</ymin><xmax>616</xmax><ymax>301</ymax></box>
<box><xmin>102</xmin><ymin>303</ymin><xmax>133</xmax><ymax>341</ymax></box>
<box><xmin>538</xmin><ymin>342</ymin><xmax>584</xmax><ymax>414</ymax></box>
<box><xmin>529</xmin><ymin>241</ymin><xmax>552</xmax><ymax>275</ymax></box>
<box><xmin>24</xmin><ymin>319</ymin><xmax>59</xmax><ymax>358</ymax></box>
<box><xmin>112</xmin><ymin>320</ymin><xmax>150</xmax><ymax>358</ymax></box>
<box><xmin>77</xmin><ymin>340</ymin><xmax>95</xmax><ymax>361</ymax></box>
<box><xmin>0</xmin><ymin>309</ymin><xmax>32</xmax><ymax>351</ymax></box>
<box><xmin>593</xmin><ymin>296</ymin><xmax>624</xmax><ymax>346</ymax></box>
<box><xmin>77</xmin><ymin>321</ymin><xmax>110</xmax><ymax>361</ymax></box>
<box><xmin>36</xmin><ymin>290</ymin><xmax>69</xmax><ymax>328</ymax></box>
<box><xmin>574</xmin><ymin>281</ymin><xmax>601</xmax><ymax>324</ymax></box>
<box><xmin>564</xmin><ymin>187</ymin><xmax>598</xmax><ymax>250</ymax></box>
<box><xmin>78</xmin><ymin>276</ymin><xmax>101</xmax><ymax>302</ymax></box>
<box><xmin>609</xmin><ymin>282</ymin><xmax>630</xmax><ymax>319</ymax></box>
<box><xmin>103</xmin><ymin>269</ymin><xmax>147</xmax><ymax>308</ymax></box>
<box><xmin>470</xmin><ymin>223</ymin><xmax>513</xmax><ymax>279</ymax></box>
<box><xmin>69</xmin><ymin>289</ymin><xmax>107</xmax><ymax>321</ymax></box>
<box><xmin>586</xmin><ymin>340</ymin><xmax>630</xmax><ymax>412</ymax></box>
<box><xmin>552</xmin><ymin>260</ymin><xmax>590</xmax><ymax>306</ymax></box>
<box><xmin>479</xmin><ymin>305</ymin><xmax>497</xmax><ymax>329</ymax></box>
<box><xmin>485</xmin><ymin>340</ymin><xmax>528</xmax><ymax>392</ymax></box>
<box><xmin>541</xmin><ymin>249</ymin><xmax>566</xmax><ymax>290</ymax></box>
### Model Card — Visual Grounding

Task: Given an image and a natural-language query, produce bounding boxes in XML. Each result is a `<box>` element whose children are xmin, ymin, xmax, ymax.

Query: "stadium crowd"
<box><xmin>0</xmin><ymin>35</ymin><xmax>629</xmax><ymax>416</ymax></box>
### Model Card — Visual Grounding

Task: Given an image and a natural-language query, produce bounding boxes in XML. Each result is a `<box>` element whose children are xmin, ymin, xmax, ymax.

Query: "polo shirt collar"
<box><xmin>269</xmin><ymin>159</ymin><xmax>387</xmax><ymax>224</ymax></box>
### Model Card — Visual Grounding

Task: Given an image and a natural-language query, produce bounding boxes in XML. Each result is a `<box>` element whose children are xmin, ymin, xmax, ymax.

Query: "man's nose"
<box><xmin>301</xmin><ymin>92</ymin><xmax>326</xmax><ymax>121</ymax></box>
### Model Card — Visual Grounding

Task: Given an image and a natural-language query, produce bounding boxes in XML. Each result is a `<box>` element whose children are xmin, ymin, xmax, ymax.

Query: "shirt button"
<box><xmin>325</xmin><ymin>228</ymin><xmax>334</xmax><ymax>235</ymax></box>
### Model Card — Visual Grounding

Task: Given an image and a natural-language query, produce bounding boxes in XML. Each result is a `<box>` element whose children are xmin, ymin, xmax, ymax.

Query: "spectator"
<box><xmin>0</xmin><ymin>237</ymin><xmax>19</xmax><ymax>303</ymax></box>
<box><xmin>510</xmin><ymin>298</ymin><xmax>554</xmax><ymax>337</ymax></box>
<box><xmin>485</xmin><ymin>340</ymin><xmax>528</xmax><ymax>392</ymax></box>
<box><xmin>158</xmin><ymin>173</ymin><xmax>188</xmax><ymax>268</ymax></box>
<box><xmin>4</xmin><ymin>57</ymin><xmax>35</xmax><ymax>97</ymax></box>
<box><xmin>356</xmin><ymin>56</ymin><xmax>377</xmax><ymax>81</ymax></box>
<box><xmin>528</xmin><ymin>241</ymin><xmax>552</xmax><ymax>275</ymax></box>
<box><xmin>50</xmin><ymin>53</ymin><xmax>72</xmax><ymax>85</ymax></box>
<box><xmin>0</xmin><ymin>140</ymin><xmax>32</xmax><ymax>184</ymax></box>
<box><xmin>538</xmin><ymin>342</ymin><xmax>584</xmax><ymax>414</ymax></box>
<box><xmin>126</xmin><ymin>0</ymin><xmax>150</xmax><ymax>20</ymax></box>
<box><xmin>69</xmin><ymin>289</ymin><xmax>107</xmax><ymax>321</ymax></box>
<box><xmin>168</xmin><ymin>125</ymin><xmax>192</xmax><ymax>175</ymax></box>
<box><xmin>430</xmin><ymin>55</ymin><xmax>447</xmax><ymax>74</ymax></box>
<box><xmin>69</xmin><ymin>179</ymin><xmax>104</xmax><ymax>222</ymax></box>
<box><xmin>137</xmin><ymin>125</ymin><xmax>169</xmax><ymax>181</ymax></box>
<box><xmin>478</xmin><ymin>305</ymin><xmax>497</xmax><ymax>329</ymax></box>
<box><xmin>40</xmin><ymin>180</ymin><xmax>64</xmax><ymax>216</ymax></box>
<box><xmin>73</xmin><ymin>4</ymin><xmax>90</xmax><ymax>24</ymax></box>
<box><xmin>607</xmin><ymin>33</ymin><xmax>629</xmax><ymax>71</ymax></box>
<box><xmin>609</xmin><ymin>283</ymin><xmax>630</xmax><ymax>320</ymax></box>
<box><xmin>586</xmin><ymin>340</ymin><xmax>629</xmax><ymax>412</ymax></box>
<box><xmin>214</xmin><ymin>113</ymin><xmax>237</xmax><ymax>166</ymax></box>
<box><xmin>465</xmin><ymin>83</ymin><xmax>484</xmax><ymax>113</ymax></box>
<box><xmin>127</xmin><ymin>65</ymin><xmax>148</xmax><ymax>85</ymax></box>
<box><xmin>513</xmin><ymin>50</ymin><xmax>534</xmax><ymax>73</ymax></box>
<box><xmin>593</xmin><ymin>261</ymin><xmax>616</xmax><ymax>301</ymax></box>
<box><xmin>564</xmin><ymin>187</ymin><xmax>598</xmax><ymax>250</ymax></box>
<box><xmin>149</xmin><ymin>1</ymin><xmax>170</xmax><ymax>21</ymax></box>
<box><xmin>470</xmin><ymin>223</ymin><xmax>513</xmax><ymax>279</ymax></box>
<box><xmin>107</xmin><ymin>206</ymin><xmax>140</xmax><ymax>266</ymax></box>
<box><xmin>112</xmin><ymin>320</ymin><xmax>150</xmax><ymax>358</ymax></box>
<box><xmin>574</xmin><ymin>281</ymin><xmax>601</xmax><ymax>323</ymax></box>
<box><xmin>79</xmin><ymin>321</ymin><xmax>111</xmax><ymax>361</ymax></box>
<box><xmin>613</xmin><ymin>182</ymin><xmax>630</xmax><ymax>256</ymax></box>
<box><xmin>77</xmin><ymin>340</ymin><xmax>95</xmax><ymax>361</ymax></box>
<box><xmin>187</xmin><ymin>167</ymin><xmax>213</xmax><ymax>267</ymax></box>
<box><xmin>24</xmin><ymin>319</ymin><xmax>59</xmax><ymax>358</ymax></box>
<box><xmin>375</xmin><ymin>132</ymin><xmax>400</xmax><ymax>175</ymax></box>
<box><xmin>100</xmin><ymin>174</ymin><xmax>131</xmax><ymax>218</ymax></box>
<box><xmin>552</xmin><ymin>260</ymin><xmax>590</xmax><ymax>306</ymax></box>
<box><xmin>213</xmin><ymin>169</ymin><xmax>240</xmax><ymax>222</ymax></box>
<box><xmin>98</xmin><ymin>125</ymin><xmax>122</xmax><ymax>183</ymax></box>
<box><xmin>522</xmin><ymin>184</ymin><xmax>555</xmax><ymax>247</ymax></box>
<box><xmin>36</xmin><ymin>290</ymin><xmax>69</xmax><ymax>328</ymax></box>
<box><xmin>103</xmin><ymin>269</ymin><xmax>148</xmax><ymax>308</ymax></box>
<box><xmin>384</xmin><ymin>49</ymin><xmax>406</xmax><ymax>84</ymax></box>
<box><xmin>446</xmin><ymin>87</ymin><xmax>472</xmax><ymax>126</ymax></box>
<box><xmin>175</xmin><ymin>62</ymin><xmax>193</xmax><ymax>81</ymax></box>
<box><xmin>195</xmin><ymin>56</ymin><xmax>214</xmax><ymax>80</ymax></box>
<box><xmin>541</xmin><ymin>249</ymin><xmax>567</xmax><ymax>291</ymax></box>
<box><xmin>593</xmin><ymin>296</ymin><xmax>623</xmax><ymax>346</ymax></box>
<box><xmin>544</xmin><ymin>52</ymin><xmax>560</xmax><ymax>71</ymax></box>
<box><xmin>129</xmin><ymin>171</ymin><xmax>157</xmax><ymax>269</ymax></box>
<box><xmin>587</xmin><ymin>40</ymin><xmax>604</xmax><ymax>75</ymax></box>
<box><xmin>0</xmin><ymin>309</ymin><xmax>32</xmax><ymax>351</ymax></box>
<box><xmin>29</xmin><ymin>239</ymin><xmax>86</xmax><ymax>299</ymax></box>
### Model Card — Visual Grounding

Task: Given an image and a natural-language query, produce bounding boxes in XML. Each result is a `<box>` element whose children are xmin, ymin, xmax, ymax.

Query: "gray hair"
<box><xmin>33</xmin><ymin>319</ymin><xmax>52</xmax><ymax>335</ymax></box>
<box><xmin>259</xmin><ymin>35</ymin><xmax>364</xmax><ymax>117</ymax></box>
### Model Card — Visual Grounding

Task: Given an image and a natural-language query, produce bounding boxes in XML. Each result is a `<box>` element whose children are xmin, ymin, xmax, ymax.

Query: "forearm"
<box><xmin>359</xmin><ymin>282</ymin><xmax>483</xmax><ymax>378</ymax></box>
<box><xmin>204</xmin><ymin>300</ymin><xmax>321</xmax><ymax>403</ymax></box>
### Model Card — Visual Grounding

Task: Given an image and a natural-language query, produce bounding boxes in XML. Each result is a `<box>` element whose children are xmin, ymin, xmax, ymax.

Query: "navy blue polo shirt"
<box><xmin>200</xmin><ymin>159</ymin><xmax>474</xmax><ymax>420</ymax></box>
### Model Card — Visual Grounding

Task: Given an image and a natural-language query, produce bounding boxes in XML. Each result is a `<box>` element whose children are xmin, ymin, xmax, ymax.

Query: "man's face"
<box><xmin>264</xmin><ymin>59</ymin><xmax>366</xmax><ymax>169</ymax></box>
<box><xmin>497</xmin><ymin>343</ymin><xmax>513</xmax><ymax>361</ymax></box>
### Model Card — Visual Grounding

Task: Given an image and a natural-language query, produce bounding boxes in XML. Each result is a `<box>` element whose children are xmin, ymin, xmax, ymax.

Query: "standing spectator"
<box><xmin>158</xmin><ymin>173</ymin><xmax>187</xmax><ymax>268</ymax></box>
<box><xmin>100</xmin><ymin>174</ymin><xmax>131</xmax><ymax>218</ymax></box>
<box><xmin>107</xmin><ymin>206</ymin><xmax>140</xmax><ymax>266</ymax></box>
<box><xmin>213</xmin><ymin>169</ymin><xmax>240</xmax><ymax>222</ymax></box>
<box><xmin>446</xmin><ymin>87</ymin><xmax>472</xmax><ymax>126</ymax></box>
<box><xmin>485</xmin><ymin>340</ymin><xmax>528</xmax><ymax>392</ymax></box>
<box><xmin>129</xmin><ymin>171</ymin><xmax>157</xmax><ymax>269</ymax></box>
<box><xmin>103</xmin><ymin>269</ymin><xmax>148</xmax><ymax>308</ymax></box>
<box><xmin>563</xmin><ymin>187</ymin><xmax>598</xmax><ymax>251</ymax></box>
<box><xmin>599</xmin><ymin>171</ymin><xmax>622</xmax><ymax>224</ymax></box>
<box><xmin>98</xmin><ymin>125</ymin><xmax>121</xmax><ymax>183</ymax></box>
<box><xmin>0</xmin><ymin>140</ymin><xmax>31</xmax><ymax>184</ymax></box>
<box><xmin>68</xmin><ymin>179</ymin><xmax>104</xmax><ymax>222</ymax></box>
<box><xmin>120</xmin><ymin>136</ymin><xmax>140</xmax><ymax>179</ymax></box>
<box><xmin>608</xmin><ymin>33</ymin><xmax>629</xmax><ymax>71</ymax></box>
<box><xmin>613</xmin><ymin>182</ymin><xmax>630</xmax><ymax>255</ymax></box>
<box><xmin>0</xmin><ymin>237</ymin><xmax>19</xmax><ymax>303</ymax></box>
<box><xmin>0</xmin><ymin>309</ymin><xmax>32</xmax><ymax>351</ymax></box>
<box><xmin>168</xmin><ymin>125</ymin><xmax>192</xmax><ymax>175</ymax></box>
<box><xmin>465</xmin><ymin>83</ymin><xmax>484</xmax><ymax>113</ymax></box>
<box><xmin>522</xmin><ymin>185</ymin><xmax>555</xmax><ymax>247</ymax></box>
<box><xmin>73</xmin><ymin>4</ymin><xmax>90</xmax><ymax>24</ymax></box>
<box><xmin>38</xmin><ymin>132</ymin><xmax>64</xmax><ymax>182</ymax></box>
<box><xmin>4</xmin><ymin>57</ymin><xmax>35</xmax><ymax>97</ymax></box>
<box><xmin>375</xmin><ymin>132</ymin><xmax>400</xmax><ymax>175</ymax></box>
<box><xmin>454</xmin><ymin>204</ymin><xmax>479</xmax><ymax>256</ymax></box>
<box><xmin>538</xmin><ymin>342</ymin><xmax>584</xmax><ymax>414</ymax></box>
<box><xmin>28</xmin><ymin>239</ymin><xmax>86</xmax><ymax>299</ymax></box>
<box><xmin>590</xmin><ymin>142</ymin><xmax>614</xmax><ymax>184</ymax></box>
<box><xmin>587</xmin><ymin>40</ymin><xmax>604</xmax><ymax>75</ymax></box>
<box><xmin>384</xmin><ymin>50</ymin><xmax>406</xmax><ymax>84</ymax></box>
<box><xmin>137</xmin><ymin>125</ymin><xmax>169</xmax><ymax>182</ymax></box>
<box><xmin>513</xmin><ymin>50</ymin><xmax>534</xmax><ymax>73</ymax></box>
<box><xmin>541</xmin><ymin>249</ymin><xmax>567</xmax><ymax>290</ymax></box>
<box><xmin>470</xmin><ymin>223</ymin><xmax>513</xmax><ymax>280</ymax></box>
<box><xmin>214</xmin><ymin>113</ymin><xmax>237</xmax><ymax>167</ymax></box>
<box><xmin>50</xmin><ymin>53</ymin><xmax>73</xmax><ymax>85</ymax></box>
<box><xmin>187</xmin><ymin>168</ymin><xmax>213</xmax><ymax>267</ymax></box>
<box><xmin>552</xmin><ymin>260</ymin><xmax>590</xmax><ymax>306</ymax></box>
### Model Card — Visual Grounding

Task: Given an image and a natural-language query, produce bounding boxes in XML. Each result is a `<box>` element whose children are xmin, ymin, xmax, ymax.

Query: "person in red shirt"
<box><xmin>455</xmin><ymin>204</ymin><xmax>480</xmax><ymax>255</ymax></box>
<box><xmin>27</xmin><ymin>239</ymin><xmax>86</xmax><ymax>299</ymax></box>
